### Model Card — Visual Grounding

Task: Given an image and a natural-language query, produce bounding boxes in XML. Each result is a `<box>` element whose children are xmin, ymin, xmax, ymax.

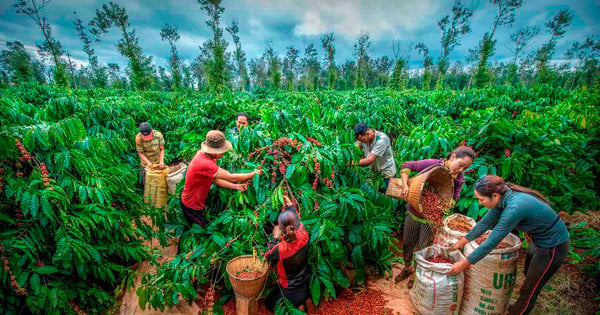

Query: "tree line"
<box><xmin>1</xmin><ymin>0</ymin><xmax>599</xmax><ymax>92</ymax></box>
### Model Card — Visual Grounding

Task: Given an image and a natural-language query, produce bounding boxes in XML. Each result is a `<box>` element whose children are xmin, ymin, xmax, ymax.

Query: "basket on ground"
<box><xmin>226</xmin><ymin>255</ymin><xmax>269</xmax><ymax>299</ymax></box>
<box><xmin>386</xmin><ymin>166</ymin><xmax>454</xmax><ymax>214</ymax></box>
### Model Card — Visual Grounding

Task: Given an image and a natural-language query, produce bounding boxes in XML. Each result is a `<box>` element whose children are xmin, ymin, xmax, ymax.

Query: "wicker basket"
<box><xmin>386</xmin><ymin>166</ymin><xmax>454</xmax><ymax>214</ymax></box>
<box><xmin>226</xmin><ymin>255</ymin><xmax>269</xmax><ymax>299</ymax></box>
<box><xmin>144</xmin><ymin>166</ymin><xmax>169</xmax><ymax>208</ymax></box>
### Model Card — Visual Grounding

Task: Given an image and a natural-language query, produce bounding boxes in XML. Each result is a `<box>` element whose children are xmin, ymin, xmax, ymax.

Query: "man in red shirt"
<box><xmin>179</xmin><ymin>130</ymin><xmax>261</xmax><ymax>253</ymax></box>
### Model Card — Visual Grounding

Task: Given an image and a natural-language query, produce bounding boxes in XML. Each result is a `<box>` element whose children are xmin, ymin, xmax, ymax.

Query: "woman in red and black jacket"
<box><xmin>264</xmin><ymin>197</ymin><xmax>312</xmax><ymax>312</ymax></box>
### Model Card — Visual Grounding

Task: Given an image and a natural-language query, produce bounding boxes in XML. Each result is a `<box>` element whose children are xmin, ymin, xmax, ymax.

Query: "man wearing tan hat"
<box><xmin>178</xmin><ymin>130</ymin><xmax>261</xmax><ymax>252</ymax></box>
<box><xmin>135</xmin><ymin>122</ymin><xmax>165</xmax><ymax>185</ymax></box>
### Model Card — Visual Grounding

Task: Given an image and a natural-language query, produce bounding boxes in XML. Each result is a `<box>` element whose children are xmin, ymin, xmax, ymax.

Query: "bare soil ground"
<box><xmin>118</xmin><ymin>212</ymin><xmax>600</xmax><ymax>314</ymax></box>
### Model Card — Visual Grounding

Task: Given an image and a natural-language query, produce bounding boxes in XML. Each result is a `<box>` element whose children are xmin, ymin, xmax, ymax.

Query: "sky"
<box><xmin>0</xmin><ymin>0</ymin><xmax>598</xmax><ymax>71</ymax></box>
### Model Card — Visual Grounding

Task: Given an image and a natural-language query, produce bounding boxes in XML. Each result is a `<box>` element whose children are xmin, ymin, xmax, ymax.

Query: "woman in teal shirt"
<box><xmin>448</xmin><ymin>175</ymin><xmax>570</xmax><ymax>315</ymax></box>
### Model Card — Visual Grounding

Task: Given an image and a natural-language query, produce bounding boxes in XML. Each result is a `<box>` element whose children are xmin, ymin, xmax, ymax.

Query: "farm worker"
<box><xmin>264</xmin><ymin>196</ymin><xmax>313</xmax><ymax>313</ymax></box>
<box><xmin>232</xmin><ymin>112</ymin><xmax>249</xmax><ymax>133</ymax></box>
<box><xmin>135</xmin><ymin>122</ymin><xmax>165</xmax><ymax>185</ymax></box>
<box><xmin>353</xmin><ymin>122</ymin><xmax>397</xmax><ymax>189</ymax></box>
<box><xmin>448</xmin><ymin>175</ymin><xmax>570</xmax><ymax>315</ymax></box>
<box><xmin>394</xmin><ymin>146</ymin><xmax>475</xmax><ymax>288</ymax></box>
<box><xmin>178</xmin><ymin>130</ymin><xmax>261</xmax><ymax>253</ymax></box>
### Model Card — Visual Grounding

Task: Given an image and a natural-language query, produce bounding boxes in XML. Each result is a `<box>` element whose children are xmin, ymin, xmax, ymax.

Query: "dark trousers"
<box><xmin>177</xmin><ymin>200</ymin><xmax>208</xmax><ymax>254</ymax></box>
<box><xmin>402</xmin><ymin>213</ymin><xmax>433</xmax><ymax>268</ymax></box>
<box><xmin>140</xmin><ymin>167</ymin><xmax>146</xmax><ymax>187</ymax></box>
<box><xmin>509</xmin><ymin>240</ymin><xmax>570</xmax><ymax>315</ymax></box>
<box><xmin>265</xmin><ymin>279</ymin><xmax>310</xmax><ymax>312</ymax></box>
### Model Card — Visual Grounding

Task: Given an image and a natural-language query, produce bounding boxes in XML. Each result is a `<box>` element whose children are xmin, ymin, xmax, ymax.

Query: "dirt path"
<box><xmin>368</xmin><ymin>262</ymin><xmax>418</xmax><ymax>314</ymax></box>
<box><xmin>119</xmin><ymin>217</ymin><xmax>201</xmax><ymax>315</ymax></box>
<box><xmin>117</xmin><ymin>212</ymin><xmax>600</xmax><ymax>314</ymax></box>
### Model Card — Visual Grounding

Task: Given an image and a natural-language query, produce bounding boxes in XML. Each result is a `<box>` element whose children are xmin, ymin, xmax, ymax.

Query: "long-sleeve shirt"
<box><xmin>400</xmin><ymin>158</ymin><xmax>465</xmax><ymax>220</ymax></box>
<box><xmin>264</xmin><ymin>206</ymin><xmax>310</xmax><ymax>290</ymax></box>
<box><xmin>465</xmin><ymin>189</ymin><xmax>570</xmax><ymax>264</ymax></box>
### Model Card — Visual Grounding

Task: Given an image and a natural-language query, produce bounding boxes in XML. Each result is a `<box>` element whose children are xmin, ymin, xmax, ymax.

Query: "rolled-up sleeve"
<box><xmin>453</xmin><ymin>175</ymin><xmax>465</xmax><ymax>201</ymax></box>
<box><xmin>400</xmin><ymin>159</ymin><xmax>439</xmax><ymax>174</ymax></box>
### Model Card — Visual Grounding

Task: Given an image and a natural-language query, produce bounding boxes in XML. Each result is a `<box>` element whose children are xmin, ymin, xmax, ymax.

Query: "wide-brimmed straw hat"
<box><xmin>201</xmin><ymin>130</ymin><xmax>232</xmax><ymax>154</ymax></box>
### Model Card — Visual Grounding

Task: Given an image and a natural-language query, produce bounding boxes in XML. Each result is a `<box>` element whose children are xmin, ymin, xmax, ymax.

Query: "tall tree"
<box><xmin>14</xmin><ymin>0</ymin><xmax>70</xmax><ymax>87</ymax></box>
<box><xmin>474</xmin><ymin>0</ymin><xmax>523</xmax><ymax>88</ymax></box>
<box><xmin>373</xmin><ymin>56</ymin><xmax>392</xmax><ymax>86</ymax></box>
<box><xmin>283</xmin><ymin>46</ymin><xmax>299</xmax><ymax>91</ymax></box>
<box><xmin>391</xmin><ymin>40</ymin><xmax>409</xmax><ymax>90</ymax></box>
<box><xmin>535</xmin><ymin>9</ymin><xmax>574</xmax><ymax>84</ymax></box>
<box><xmin>353</xmin><ymin>34</ymin><xmax>371</xmax><ymax>88</ymax></box>
<box><xmin>199</xmin><ymin>0</ymin><xmax>228</xmax><ymax>93</ymax></box>
<box><xmin>90</xmin><ymin>2</ymin><xmax>154</xmax><ymax>90</ymax></box>
<box><xmin>157</xmin><ymin>66</ymin><xmax>171</xmax><ymax>90</ymax></box>
<box><xmin>74</xmin><ymin>13</ymin><xmax>107</xmax><ymax>88</ymax></box>
<box><xmin>340</xmin><ymin>60</ymin><xmax>357</xmax><ymax>90</ymax></box>
<box><xmin>416</xmin><ymin>43</ymin><xmax>433</xmax><ymax>90</ymax></box>
<box><xmin>321</xmin><ymin>33</ymin><xmax>337</xmax><ymax>90</ymax></box>
<box><xmin>505</xmin><ymin>26</ymin><xmax>539</xmax><ymax>85</ymax></box>
<box><xmin>106</xmin><ymin>63</ymin><xmax>124</xmax><ymax>88</ymax></box>
<box><xmin>435</xmin><ymin>1</ymin><xmax>473</xmax><ymax>89</ymax></box>
<box><xmin>160</xmin><ymin>23</ymin><xmax>182</xmax><ymax>90</ymax></box>
<box><xmin>302</xmin><ymin>43</ymin><xmax>319</xmax><ymax>91</ymax></box>
<box><xmin>0</xmin><ymin>41</ymin><xmax>43</xmax><ymax>85</ymax></box>
<box><xmin>265</xmin><ymin>42</ymin><xmax>281</xmax><ymax>90</ymax></box>
<box><xmin>565</xmin><ymin>37</ymin><xmax>600</xmax><ymax>89</ymax></box>
<box><xmin>65</xmin><ymin>51</ymin><xmax>78</xmax><ymax>89</ymax></box>
<box><xmin>248</xmin><ymin>56</ymin><xmax>267</xmax><ymax>89</ymax></box>
<box><xmin>191</xmin><ymin>55</ymin><xmax>207</xmax><ymax>90</ymax></box>
<box><xmin>226</xmin><ymin>20</ymin><xmax>249</xmax><ymax>91</ymax></box>
<box><xmin>181</xmin><ymin>63</ymin><xmax>194</xmax><ymax>89</ymax></box>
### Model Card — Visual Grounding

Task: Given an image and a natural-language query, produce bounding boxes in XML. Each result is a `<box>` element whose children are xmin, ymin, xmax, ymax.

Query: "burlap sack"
<box><xmin>144</xmin><ymin>166</ymin><xmax>168</xmax><ymax>208</ymax></box>
<box><xmin>460</xmin><ymin>233</ymin><xmax>521</xmax><ymax>315</ymax></box>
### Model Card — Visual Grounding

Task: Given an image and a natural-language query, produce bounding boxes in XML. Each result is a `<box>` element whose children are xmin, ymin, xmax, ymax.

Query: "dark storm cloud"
<box><xmin>0</xmin><ymin>0</ymin><xmax>597</xmax><ymax>71</ymax></box>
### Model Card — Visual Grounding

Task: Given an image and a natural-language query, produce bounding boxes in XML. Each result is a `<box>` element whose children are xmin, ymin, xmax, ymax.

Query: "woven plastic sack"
<box><xmin>166</xmin><ymin>162</ymin><xmax>187</xmax><ymax>195</ymax></box>
<box><xmin>434</xmin><ymin>214</ymin><xmax>476</xmax><ymax>247</ymax></box>
<box><xmin>460</xmin><ymin>233</ymin><xmax>521</xmax><ymax>315</ymax></box>
<box><xmin>144</xmin><ymin>166</ymin><xmax>168</xmax><ymax>208</ymax></box>
<box><xmin>410</xmin><ymin>245</ymin><xmax>465</xmax><ymax>315</ymax></box>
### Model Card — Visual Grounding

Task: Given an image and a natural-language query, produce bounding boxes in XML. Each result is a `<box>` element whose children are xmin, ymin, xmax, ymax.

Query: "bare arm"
<box><xmin>214</xmin><ymin>168</ymin><xmax>258</xmax><ymax>183</ymax></box>
<box><xmin>359</xmin><ymin>153</ymin><xmax>378</xmax><ymax>167</ymax></box>
<box><xmin>401</xmin><ymin>172</ymin><xmax>409</xmax><ymax>186</ymax></box>
<box><xmin>214</xmin><ymin>178</ymin><xmax>248</xmax><ymax>191</ymax></box>
<box><xmin>159</xmin><ymin>145</ymin><xmax>165</xmax><ymax>166</ymax></box>
<box><xmin>137</xmin><ymin>152</ymin><xmax>153</xmax><ymax>167</ymax></box>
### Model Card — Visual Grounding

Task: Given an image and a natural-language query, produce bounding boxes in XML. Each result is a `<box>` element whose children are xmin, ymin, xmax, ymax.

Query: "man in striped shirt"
<box><xmin>135</xmin><ymin>122</ymin><xmax>165</xmax><ymax>185</ymax></box>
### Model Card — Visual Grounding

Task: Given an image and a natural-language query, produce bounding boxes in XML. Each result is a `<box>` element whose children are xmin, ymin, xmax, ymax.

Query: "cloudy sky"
<box><xmin>0</xmin><ymin>0</ymin><xmax>598</xmax><ymax>71</ymax></box>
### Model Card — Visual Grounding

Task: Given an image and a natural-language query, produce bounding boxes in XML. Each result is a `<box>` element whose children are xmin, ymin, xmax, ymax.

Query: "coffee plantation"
<box><xmin>0</xmin><ymin>83</ymin><xmax>598</xmax><ymax>313</ymax></box>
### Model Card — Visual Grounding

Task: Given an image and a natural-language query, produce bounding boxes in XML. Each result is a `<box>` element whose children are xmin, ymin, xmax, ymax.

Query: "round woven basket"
<box><xmin>226</xmin><ymin>255</ymin><xmax>269</xmax><ymax>299</ymax></box>
<box><xmin>406</xmin><ymin>166</ymin><xmax>454</xmax><ymax>214</ymax></box>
